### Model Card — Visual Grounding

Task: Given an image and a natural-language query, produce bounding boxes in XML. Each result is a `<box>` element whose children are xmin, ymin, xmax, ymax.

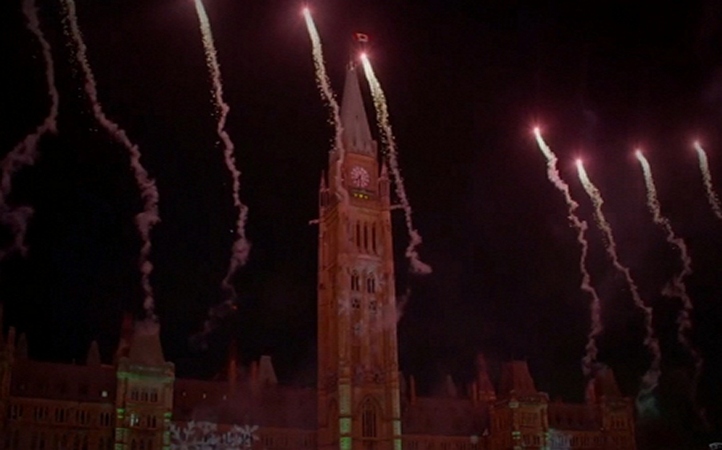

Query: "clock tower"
<box><xmin>317</xmin><ymin>61</ymin><xmax>402</xmax><ymax>450</ymax></box>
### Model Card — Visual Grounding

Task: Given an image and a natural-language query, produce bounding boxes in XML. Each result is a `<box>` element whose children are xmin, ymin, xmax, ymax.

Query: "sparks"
<box><xmin>303</xmin><ymin>7</ymin><xmax>348</xmax><ymax>204</ymax></box>
<box><xmin>62</xmin><ymin>0</ymin><xmax>160</xmax><ymax>323</ymax></box>
<box><xmin>533</xmin><ymin>131</ymin><xmax>603</xmax><ymax>376</ymax></box>
<box><xmin>576</xmin><ymin>160</ymin><xmax>661</xmax><ymax>406</ymax></box>
<box><xmin>361</xmin><ymin>54</ymin><xmax>431</xmax><ymax>275</ymax></box>
<box><xmin>192</xmin><ymin>0</ymin><xmax>250</xmax><ymax>342</ymax></box>
<box><xmin>693</xmin><ymin>141</ymin><xmax>722</xmax><ymax>221</ymax></box>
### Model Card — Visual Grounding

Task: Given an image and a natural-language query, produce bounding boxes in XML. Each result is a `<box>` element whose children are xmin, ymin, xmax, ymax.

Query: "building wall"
<box><xmin>0</xmin><ymin>334</ymin><xmax>637</xmax><ymax>450</ymax></box>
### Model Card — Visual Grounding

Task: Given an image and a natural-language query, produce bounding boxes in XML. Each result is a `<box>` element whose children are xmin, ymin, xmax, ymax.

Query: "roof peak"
<box><xmin>340</xmin><ymin>62</ymin><xmax>375</xmax><ymax>156</ymax></box>
<box><xmin>128</xmin><ymin>319</ymin><xmax>166</xmax><ymax>367</ymax></box>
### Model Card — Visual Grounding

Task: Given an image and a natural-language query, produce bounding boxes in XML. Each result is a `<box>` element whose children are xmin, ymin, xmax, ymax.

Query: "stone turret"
<box><xmin>115</xmin><ymin>319</ymin><xmax>174</xmax><ymax>450</ymax></box>
<box><xmin>475</xmin><ymin>353</ymin><xmax>496</xmax><ymax>402</ymax></box>
<box><xmin>491</xmin><ymin>361</ymin><xmax>549</xmax><ymax>450</ymax></box>
<box><xmin>587</xmin><ymin>365</ymin><xmax>635</xmax><ymax>450</ymax></box>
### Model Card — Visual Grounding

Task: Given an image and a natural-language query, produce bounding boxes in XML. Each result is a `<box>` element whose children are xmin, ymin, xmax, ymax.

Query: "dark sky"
<box><xmin>3</xmin><ymin>0</ymin><xmax>722</xmax><ymax>446</ymax></box>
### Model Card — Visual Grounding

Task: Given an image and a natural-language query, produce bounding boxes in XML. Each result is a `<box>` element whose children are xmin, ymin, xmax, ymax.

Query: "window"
<box><xmin>351</xmin><ymin>272</ymin><xmax>360</xmax><ymax>291</ymax></box>
<box><xmin>33</xmin><ymin>407</ymin><xmax>48</xmax><ymax>422</ymax></box>
<box><xmin>54</xmin><ymin>408</ymin><xmax>66</xmax><ymax>423</ymax></box>
<box><xmin>362</xmin><ymin>398</ymin><xmax>379</xmax><ymax>438</ymax></box>
<box><xmin>10</xmin><ymin>404</ymin><xmax>22</xmax><ymax>420</ymax></box>
<box><xmin>371</xmin><ymin>224</ymin><xmax>377</xmax><ymax>253</ymax></box>
<box><xmin>100</xmin><ymin>412</ymin><xmax>113</xmax><ymax>427</ymax></box>
<box><xmin>367</xmin><ymin>276</ymin><xmax>376</xmax><ymax>293</ymax></box>
<box><xmin>363</xmin><ymin>223</ymin><xmax>368</xmax><ymax>251</ymax></box>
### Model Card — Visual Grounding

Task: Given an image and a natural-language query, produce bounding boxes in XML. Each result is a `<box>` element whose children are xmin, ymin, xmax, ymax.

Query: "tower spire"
<box><xmin>340</xmin><ymin>62</ymin><xmax>374</xmax><ymax>155</ymax></box>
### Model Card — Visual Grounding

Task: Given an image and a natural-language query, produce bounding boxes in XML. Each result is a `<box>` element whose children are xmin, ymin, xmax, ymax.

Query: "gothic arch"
<box><xmin>357</xmin><ymin>396</ymin><xmax>382</xmax><ymax>439</ymax></box>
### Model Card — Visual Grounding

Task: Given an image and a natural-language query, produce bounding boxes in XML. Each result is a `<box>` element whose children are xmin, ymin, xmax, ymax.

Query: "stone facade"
<box><xmin>0</xmin><ymin>62</ymin><xmax>636</xmax><ymax>450</ymax></box>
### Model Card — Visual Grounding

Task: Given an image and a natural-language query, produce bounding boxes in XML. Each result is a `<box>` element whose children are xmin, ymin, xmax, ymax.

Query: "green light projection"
<box><xmin>340</xmin><ymin>436</ymin><xmax>352</xmax><ymax>450</ymax></box>
<box><xmin>340</xmin><ymin>385</ymin><xmax>351</xmax><ymax>414</ymax></box>
<box><xmin>340</xmin><ymin>418</ymin><xmax>351</xmax><ymax>434</ymax></box>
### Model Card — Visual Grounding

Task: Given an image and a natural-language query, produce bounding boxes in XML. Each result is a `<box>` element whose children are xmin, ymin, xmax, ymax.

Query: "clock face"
<box><xmin>350</xmin><ymin>166</ymin><xmax>370</xmax><ymax>188</ymax></box>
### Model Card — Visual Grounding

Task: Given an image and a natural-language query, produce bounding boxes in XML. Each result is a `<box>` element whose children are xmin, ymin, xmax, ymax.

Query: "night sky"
<box><xmin>3</xmin><ymin>0</ymin><xmax>722</xmax><ymax>447</ymax></box>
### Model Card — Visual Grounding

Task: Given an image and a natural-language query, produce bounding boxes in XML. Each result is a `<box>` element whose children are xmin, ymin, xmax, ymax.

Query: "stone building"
<box><xmin>0</xmin><ymin>61</ymin><xmax>636</xmax><ymax>450</ymax></box>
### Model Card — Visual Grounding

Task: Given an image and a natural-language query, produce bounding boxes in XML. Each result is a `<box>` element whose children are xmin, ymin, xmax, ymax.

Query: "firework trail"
<box><xmin>0</xmin><ymin>0</ymin><xmax>59</xmax><ymax>261</ymax></box>
<box><xmin>576</xmin><ymin>160</ymin><xmax>661</xmax><ymax>402</ymax></box>
<box><xmin>302</xmin><ymin>7</ymin><xmax>347</xmax><ymax>203</ymax></box>
<box><xmin>635</xmin><ymin>151</ymin><xmax>702</xmax><ymax>394</ymax></box>
<box><xmin>694</xmin><ymin>141</ymin><xmax>722</xmax><ymax>221</ymax></box>
<box><xmin>195</xmin><ymin>0</ymin><xmax>251</xmax><ymax>342</ymax></box>
<box><xmin>533</xmin><ymin>129</ymin><xmax>603</xmax><ymax>376</ymax></box>
<box><xmin>62</xmin><ymin>0</ymin><xmax>160</xmax><ymax>321</ymax></box>
<box><xmin>360</xmin><ymin>54</ymin><xmax>431</xmax><ymax>275</ymax></box>
<box><xmin>194</xmin><ymin>0</ymin><xmax>250</xmax><ymax>300</ymax></box>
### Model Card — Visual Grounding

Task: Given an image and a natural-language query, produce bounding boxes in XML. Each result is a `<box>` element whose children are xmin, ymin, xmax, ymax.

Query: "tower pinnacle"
<box><xmin>340</xmin><ymin>62</ymin><xmax>374</xmax><ymax>155</ymax></box>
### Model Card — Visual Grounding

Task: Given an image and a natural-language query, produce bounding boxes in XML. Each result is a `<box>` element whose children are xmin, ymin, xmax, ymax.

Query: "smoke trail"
<box><xmin>635</xmin><ymin>151</ymin><xmax>703</xmax><ymax>400</ymax></box>
<box><xmin>694</xmin><ymin>142</ymin><xmax>722</xmax><ymax>220</ymax></box>
<box><xmin>576</xmin><ymin>160</ymin><xmax>661</xmax><ymax>405</ymax></box>
<box><xmin>360</xmin><ymin>55</ymin><xmax>431</xmax><ymax>275</ymax></box>
<box><xmin>533</xmin><ymin>129</ymin><xmax>603</xmax><ymax>376</ymax></box>
<box><xmin>188</xmin><ymin>0</ymin><xmax>251</xmax><ymax>349</ymax></box>
<box><xmin>62</xmin><ymin>0</ymin><xmax>160</xmax><ymax>322</ymax></box>
<box><xmin>0</xmin><ymin>0</ymin><xmax>60</xmax><ymax>260</ymax></box>
<box><xmin>302</xmin><ymin>8</ymin><xmax>347</xmax><ymax>204</ymax></box>
<box><xmin>194</xmin><ymin>0</ymin><xmax>250</xmax><ymax>303</ymax></box>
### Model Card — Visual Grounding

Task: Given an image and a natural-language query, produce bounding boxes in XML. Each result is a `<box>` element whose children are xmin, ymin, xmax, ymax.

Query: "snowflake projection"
<box><xmin>338</xmin><ymin>295</ymin><xmax>351</xmax><ymax>316</ymax></box>
<box><xmin>356</xmin><ymin>261</ymin><xmax>379</xmax><ymax>276</ymax></box>
<box><xmin>227</xmin><ymin>424</ymin><xmax>260</xmax><ymax>448</ymax></box>
<box><xmin>353</xmin><ymin>321</ymin><xmax>366</xmax><ymax>337</ymax></box>
<box><xmin>170</xmin><ymin>421</ymin><xmax>259</xmax><ymax>450</ymax></box>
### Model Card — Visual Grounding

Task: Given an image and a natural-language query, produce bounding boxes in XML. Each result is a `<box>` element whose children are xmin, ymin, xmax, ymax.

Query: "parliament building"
<box><xmin>0</xmin><ymin>63</ymin><xmax>636</xmax><ymax>450</ymax></box>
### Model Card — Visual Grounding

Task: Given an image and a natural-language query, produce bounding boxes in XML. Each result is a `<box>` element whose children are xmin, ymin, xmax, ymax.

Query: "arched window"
<box><xmin>356</xmin><ymin>222</ymin><xmax>361</xmax><ymax>249</ymax></box>
<box><xmin>371</xmin><ymin>224</ymin><xmax>377</xmax><ymax>253</ymax></box>
<box><xmin>363</xmin><ymin>223</ymin><xmax>369</xmax><ymax>252</ymax></box>
<box><xmin>366</xmin><ymin>276</ymin><xmax>375</xmax><ymax>293</ymax></box>
<box><xmin>351</xmin><ymin>272</ymin><xmax>360</xmax><ymax>291</ymax></box>
<box><xmin>361</xmin><ymin>398</ymin><xmax>379</xmax><ymax>439</ymax></box>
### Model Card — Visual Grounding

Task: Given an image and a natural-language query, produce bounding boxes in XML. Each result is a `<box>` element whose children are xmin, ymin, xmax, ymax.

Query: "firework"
<box><xmin>361</xmin><ymin>54</ymin><xmax>431</xmax><ymax>275</ymax></box>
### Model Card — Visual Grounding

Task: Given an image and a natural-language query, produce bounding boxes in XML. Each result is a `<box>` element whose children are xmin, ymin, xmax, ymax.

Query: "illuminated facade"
<box><xmin>0</xmin><ymin>63</ymin><xmax>636</xmax><ymax>450</ymax></box>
